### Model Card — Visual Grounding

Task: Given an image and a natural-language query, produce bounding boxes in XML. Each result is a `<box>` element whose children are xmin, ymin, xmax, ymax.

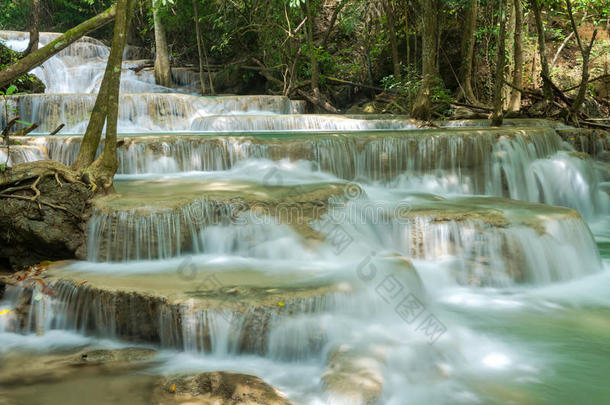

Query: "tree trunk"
<box><xmin>411</xmin><ymin>0</ymin><xmax>438</xmax><ymax>121</ymax></box>
<box><xmin>405</xmin><ymin>7</ymin><xmax>410</xmax><ymax>67</ymax></box>
<box><xmin>73</xmin><ymin>0</ymin><xmax>134</xmax><ymax>191</ymax></box>
<box><xmin>457</xmin><ymin>0</ymin><xmax>478</xmax><ymax>104</ymax></box>
<box><xmin>23</xmin><ymin>0</ymin><xmax>40</xmax><ymax>56</ymax></box>
<box><xmin>320</xmin><ymin>0</ymin><xmax>347</xmax><ymax>49</ymax></box>
<box><xmin>192</xmin><ymin>0</ymin><xmax>206</xmax><ymax>95</ymax></box>
<box><xmin>304</xmin><ymin>0</ymin><xmax>320</xmax><ymax>100</ymax></box>
<box><xmin>383</xmin><ymin>0</ymin><xmax>401</xmax><ymax>79</ymax></box>
<box><xmin>566</xmin><ymin>0</ymin><xmax>597</xmax><ymax>116</ymax></box>
<box><xmin>503</xmin><ymin>0</ymin><xmax>515</xmax><ymax>109</ymax></box>
<box><xmin>152</xmin><ymin>0</ymin><xmax>173</xmax><ymax>87</ymax></box>
<box><xmin>530</xmin><ymin>0</ymin><xmax>552</xmax><ymax>101</ymax></box>
<box><xmin>508</xmin><ymin>0</ymin><xmax>523</xmax><ymax>111</ymax></box>
<box><xmin>0</xmin><ymin>4</ymin><xmax>117</xmax><ymax>89</ymax></box>
<box><xmin>84</xmin><ymin>0</ymin><xmax>136</xmax><ymax>191</ymax></box>
<box><xmin>492</xmin><ymin>0</ymin><xmax>508</xmax><ymax>126</ymax></box>
<box><xmin>73</xmin><ymin>64</ymin><xmax>112</xmax><ymax>170</ymax></box>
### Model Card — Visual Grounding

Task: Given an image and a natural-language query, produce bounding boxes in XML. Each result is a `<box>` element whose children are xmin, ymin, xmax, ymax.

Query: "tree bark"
<box><xmin>0</xmin><ymin>4</ymin><xmax>117</xmax><ymax>89</ymax></box>
<box><xmin>23</xmin><ymin>0</ymin><xmax>40</xmax><ymax>56</ymax></box>
<box><xmin>411</xmin><ymin>0</ymin><xmax>438</xmax><ymax>121</ymax></box>
<box><xmin>492</xmin><ymin>0</ymin><xmax>508</xmax><ymax>126</ymax></box>
<box><xmin>530</xmin><ymin>0</ymin><xmax>552</xmax><ymax>101</ymax></box>
<box><xmin>84</xmin><ymin>0</ymin><xmax>136</xmax><ymax>192</ymax></box>
<box><xmin>192</xmin><ymin>0</ymin><xmax>207</xmax><ymax>95</ymax></box>
<box><xmin>73</xmin><ymin>0</ymin><xmax>134</xmax><ymax>187</ymax></box>
<box><xmin>508</xmin><ymin>0</ymin><xmax>523</xmax><ymax>111</ymax></box>
<box><xmin>153</xmin><ymin>0</ymin><xmax>173</xmax><ymax>87</ymax></box>
<box><xmin>566</xmin><ymin>0</ymin><xmax>597</xmax><ymax>116</ymax></box>
<box><xmin>304</xmin><ymin>0</ymin><xmax>320</xmax><ymax>100</ymax></box>
<box><xmin>320</xmin><ymin>0</ymin><xmax>347</xmax><ymax>49</ymax></box>
<box><xmin>72</xmin><ymin>62</ymin><xmax>111</xmax><ymax>170</ymax></box>
<box><xmin>457</xmin><ymin>0</ymin><xmax>479</xmax><ymax>104</ymax></box>
<box><xmin>383</xmin><ymin>0</ymin><xmax>401</xmax><ymax>79</ymax></box>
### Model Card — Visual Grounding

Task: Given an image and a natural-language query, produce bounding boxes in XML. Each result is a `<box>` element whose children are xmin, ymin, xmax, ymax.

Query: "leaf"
<box><xmin>0</xmin><ymin>163</ymin><xmax>6</xmax><ymax>173</ymax></box>
<box><xmin>16</xmin><ymin>120</ymin><xmax>32</xmax><ymax>126</ymax></box>
<box><xmin>6</xmin><ymin>85</ymin><xmax>17</xmax><ymax>95</ymax></box>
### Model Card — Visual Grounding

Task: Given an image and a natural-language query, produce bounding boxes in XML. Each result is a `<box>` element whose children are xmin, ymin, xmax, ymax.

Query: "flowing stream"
<box><xmin>1</xmin><ymin>31</ymin><xmax>610</xmax><ymax>404</ymax></box>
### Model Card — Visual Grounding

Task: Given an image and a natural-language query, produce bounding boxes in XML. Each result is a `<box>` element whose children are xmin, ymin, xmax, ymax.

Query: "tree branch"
<box><xmin>0</xmin><ymin>4</ymin><xmax>117</xmax><ymax>88</ymax></box>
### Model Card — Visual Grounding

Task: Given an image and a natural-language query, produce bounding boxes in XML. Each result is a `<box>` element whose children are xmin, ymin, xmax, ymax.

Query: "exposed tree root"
<box><xmin>0</xmin><ymin>160</ymin><xmax>84</xmax><ymax>217</ymax></box>
<box><xmin>0</xmin><ymin>160</ymin><xmax>82</xmax><ymax>188</ymax></box>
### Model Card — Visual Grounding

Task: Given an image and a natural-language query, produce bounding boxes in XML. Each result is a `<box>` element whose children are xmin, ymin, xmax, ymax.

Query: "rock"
<box><xmin>213</xmin><ymin>67</ymin><xmax>245</xmax><ymax>94</ymax></box>
<box><xmin>322</xmin><ymin>345</ymin><xmax>386</xmax><ymax>404</ymax></box>
<box><xmin>88</xmin><ymin>180</ymin><xmax>352</xmax><ymax>261</ymax></box>
<box><xmin>557</xmin><ymin>128</ymin><xmax>610</xmax><ymax>158</ymax></box>
<box><xmin>77</xmin><ymin>347</ymin><xmax>157</xmax><ymax>364</ymax></box>
<box><xmin>451</xmin><ymin>106</ymin><xmax>487</xmax><ymax>120</ymax></box>
<box><xmin>0</xmin><ymin>170</ymin><xmax>92</xmax><ymax>270</ymax></box>
<box><xmin>0</xmin><ymin>348</ymin><xmax>158</xmax><ymax>386</ymax></box>
<box><xmin>10</xmin><ymin>266</ymin><xmax>344</xmax><ymax>354</ymax></box>
<box><xmin>153</xmin><ymin>372</ymin><xmax>293</xmax><ymax>405</ymax></box>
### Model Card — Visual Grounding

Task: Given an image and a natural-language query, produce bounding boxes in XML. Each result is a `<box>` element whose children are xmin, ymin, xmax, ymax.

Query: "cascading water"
<box><xmin>1</xmin><ymin>30</ymin><xmax>610</xmax><ymax>405</ymax></box>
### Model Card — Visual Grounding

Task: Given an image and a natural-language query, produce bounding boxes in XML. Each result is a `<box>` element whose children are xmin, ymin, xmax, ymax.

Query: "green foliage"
<box><xmin>0</xmin><ymin>0</ymin><xmax>114</xmax><ymax>33</ymax></box>
<box><xmin>0</xmin><ymin>0</ymin><xmax>29</xmax><ymax>30</ymax></box>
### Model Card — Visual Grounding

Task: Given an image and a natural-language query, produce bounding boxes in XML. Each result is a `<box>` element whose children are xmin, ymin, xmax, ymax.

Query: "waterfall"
<box><xmin>2</xmin><ymin>27</ymin><xmax>610</xmax><ymax>405</ymax></box>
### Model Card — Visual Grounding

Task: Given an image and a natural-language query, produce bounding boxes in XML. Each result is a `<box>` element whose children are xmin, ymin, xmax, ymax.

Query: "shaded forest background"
<box><xmin>0</xmin><ymin>0</ymin><xmax>608</xmax><ymax>118</ymax></box>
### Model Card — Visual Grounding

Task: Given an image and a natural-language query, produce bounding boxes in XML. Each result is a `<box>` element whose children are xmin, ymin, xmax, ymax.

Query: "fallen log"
<box><xmin>49</xmin><ymin>124</ymin><xmax>65</xmax><ymax>136</ymax></box>
<box><xmin>129</xmin><ymin>62</ymin><xmax>154</xmax><ymax>73</ymax></box>
<box><xmin>11</xmin><ymin>123</ymin><xmax>39</xmax><ymax>137</ymax></box>
<box><xmin>1</xmin><ymin>117</ymin><xmax>20</xmax><ymax>137</ymax></box>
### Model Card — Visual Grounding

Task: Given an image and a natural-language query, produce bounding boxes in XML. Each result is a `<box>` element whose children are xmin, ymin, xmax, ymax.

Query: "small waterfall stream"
<box><xmin>2</xmin><ymin>31</ymin><xmax>610</xmax><ymax>405</ymax></box>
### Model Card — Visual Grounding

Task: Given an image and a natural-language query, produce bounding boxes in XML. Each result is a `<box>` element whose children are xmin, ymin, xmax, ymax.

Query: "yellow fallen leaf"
<box><xmin>170</xmin><ymin>384</ymin><xmax>176</xmax><ymax>393</ymax></box>
<box><xmin>277</xmin><ymin>302</ymin><xmax>285</xmax><ymax>307</ymax></box>
<box><xmin>0</xmin><ymin>309</ymin><xmax>11</xmax><ymax>316</ymax></box>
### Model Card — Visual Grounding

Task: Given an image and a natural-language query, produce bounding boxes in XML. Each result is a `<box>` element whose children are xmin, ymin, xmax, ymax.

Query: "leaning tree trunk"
<box><xmin>72</xmin><ymin>64</ymin><xmax>111</xmax><ymax>171</ymax></box>
<box><xmin>152</xmin><ymin>0</ymin><xmax>173</xmax><ymax>87</ymax></box>
<box><xmin>84</xmin><ymin>0</ymin><xmax>136</xmax><ymax>191</ymax></box>
<box><xmin>384</xmin><ymin>0</ymin><xmax>401</xmax><ymax>79</ymax></box>
<box><xmin>508</xmin><ymin>0</ymin><xmax>523</xmax><ymax>111</ymax></box>
<box><xmin>0</xmin><ymin>4</ymin><xmax>117</xmax><ymax>88</ymax></box>
<box><xmin>530</xmin><ymin>0</ymin><xmax>552</xmax><ymax>101</ymax></box>
<box><xmin>492</xmin><ymin>0</ymin><xmax>508</xmax><ymax>126</ymax></box>
<box><xmin>411</xmin><ymin>0</ymin><xmax>438</xmax><ymax>121</ymax></box>
<box><xmin>23</xmin><ymin>0</ymin><xmax>40</xmax><ymax>56</ymax></box>
<box><xmin>74</xmin><ymin>0</ymin><xmax>135</xmax><ymax>192</ymax></box>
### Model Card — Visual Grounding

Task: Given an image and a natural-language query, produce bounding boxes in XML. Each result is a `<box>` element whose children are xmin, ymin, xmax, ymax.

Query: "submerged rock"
<box><xmin>0</xmin><ymin>348</ymin><xmax>157</xmax><ymax>386</ymax></box>
<box><xmin>557</xmin><ymin>128</ymin><xmax>610</xmax><ymax>158</ymax></box>
<box><xmin>87</xmin><ymin>180</ymin><xmax>351</xmax><ymax>261</ymax></box>
<box><xmin>9</xmin><ymin>266</ymin><xmax>345</xmax><ymax>354</ymax></box>
<box><xmin>154</xmin><ymin>372</ymin><xmax>293</xmax><ymax>405</ymax></box>
<box><xmin>322</xmin><ymin>344</ymin><xmax>386</xmax><ymax>404</ymax></box>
